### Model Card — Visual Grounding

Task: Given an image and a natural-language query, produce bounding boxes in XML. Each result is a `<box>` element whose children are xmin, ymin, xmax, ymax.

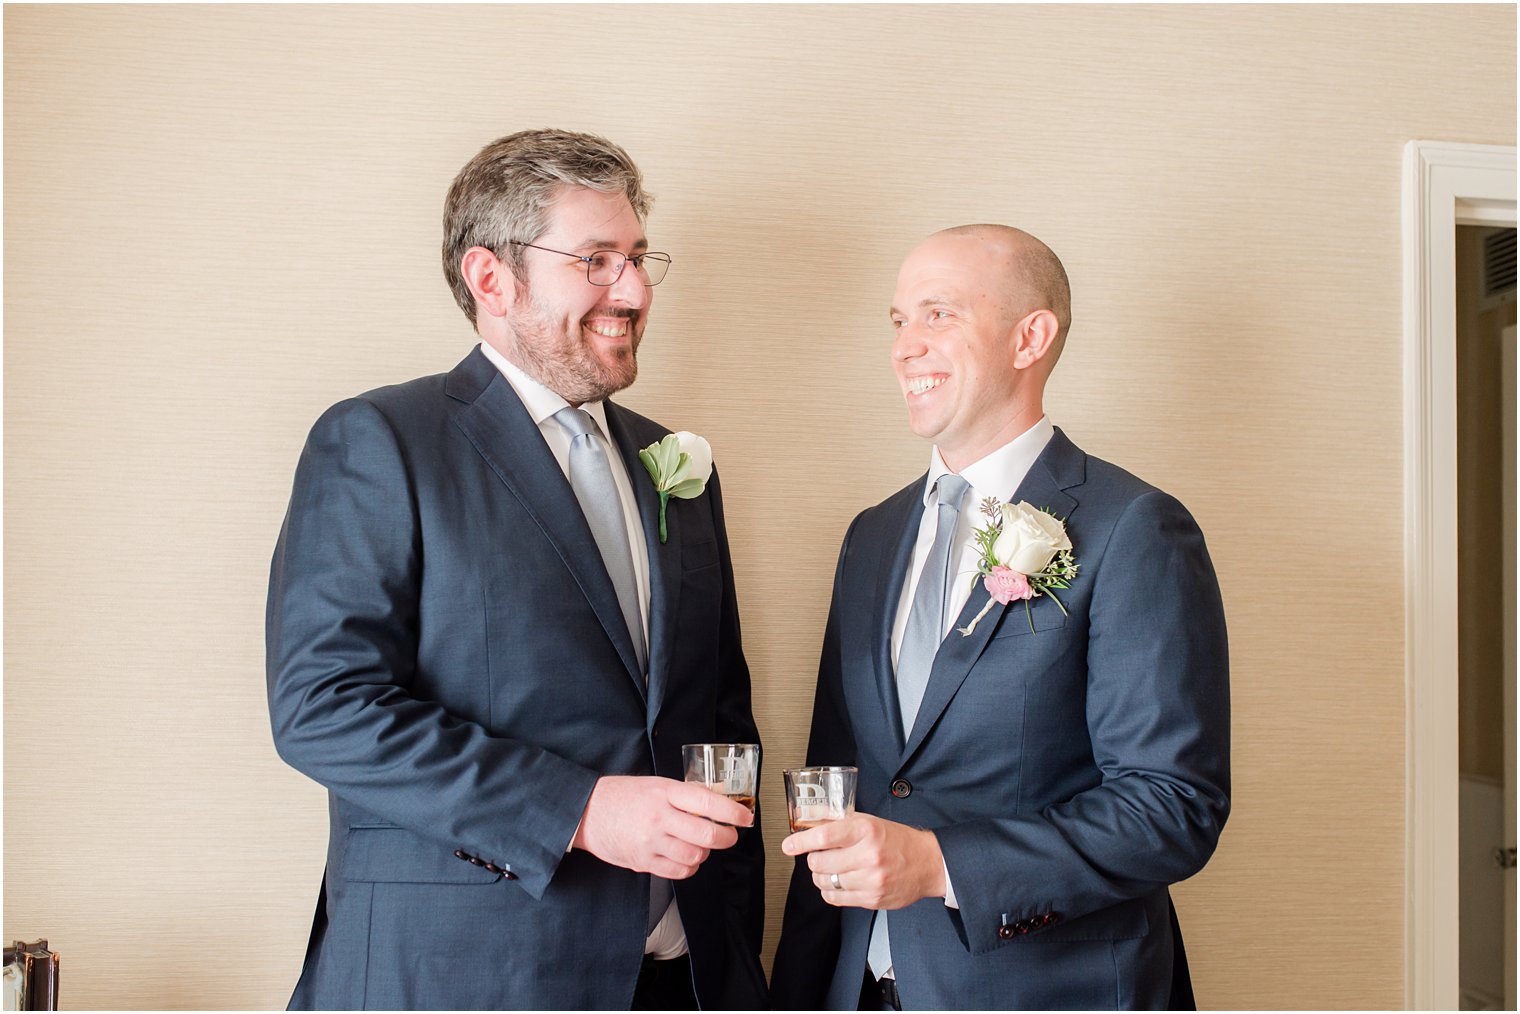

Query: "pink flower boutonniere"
<box><xmin>958</xmin><ymin>499</ymin><xmax>1079</xmax><ymax>636</ymax></box>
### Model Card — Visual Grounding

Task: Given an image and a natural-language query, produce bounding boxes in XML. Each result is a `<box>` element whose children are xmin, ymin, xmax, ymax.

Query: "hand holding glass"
<box><xmin>783</xmin><ymin>766</ymin><xmax>858</xmax><ymax>833</ymax></box>
<box><xmin>683</xmin><ymin>743</ymin><xmax>760</xmax><ymax>824</ymax></box>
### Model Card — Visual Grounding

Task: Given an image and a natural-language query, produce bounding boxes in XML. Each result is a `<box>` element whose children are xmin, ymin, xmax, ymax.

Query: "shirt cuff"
<box><xmin>941</xmin><ymin>854</ymin><xmax>960</xmax><ymax>909</ymax></box>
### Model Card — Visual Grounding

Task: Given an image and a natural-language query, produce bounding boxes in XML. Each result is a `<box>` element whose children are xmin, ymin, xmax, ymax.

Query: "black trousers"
<box><xmin>632</xmin><ymin>953</ymin><xmax>697</xmax><ymax>1011</ymax></box>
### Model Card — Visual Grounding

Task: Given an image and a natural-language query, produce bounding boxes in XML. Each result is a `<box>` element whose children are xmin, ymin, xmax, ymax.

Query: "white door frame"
<box><xmin>1402</xmin><ymin>139</ymin><xmax>1516</xmax><ymax>1011</ymax></box>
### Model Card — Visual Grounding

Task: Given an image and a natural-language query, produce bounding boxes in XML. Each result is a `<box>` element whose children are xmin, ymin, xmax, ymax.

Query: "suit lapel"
<box><xmin>604</xmin><ymin>402</ymin><xmax>678</xmax><ymax>724</ymax></box>
<box><xmin>900</xmin><ymin>429</ymin><xmax>1084</xmax><ymax>761</ymax></box>
<box><xmin>871</xmin><ymin>482</ymin><xmax>927</xmax><ymax>755</ymax></box>
<box><xmin>448</xmin><ymin>351</ymin><xmax>645</xmax><ymax>695</ymax></box>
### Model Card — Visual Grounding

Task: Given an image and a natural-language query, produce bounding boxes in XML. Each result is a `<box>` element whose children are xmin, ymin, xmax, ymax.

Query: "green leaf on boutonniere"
<box><xmin>658</xmin><ymin>434</ymin><xmax>682</xmax><ymax>477</ymax></box>
<box><xmin>639</xmin><ymin>430</ymin><xmax>715</xmax><ymax>544</ymax></box>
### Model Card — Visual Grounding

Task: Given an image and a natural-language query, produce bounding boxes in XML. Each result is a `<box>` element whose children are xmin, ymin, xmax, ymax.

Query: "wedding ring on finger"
<box><xmin>830</xmin><ymin>873</ymin><xmax>842</xmax><ymax>891</ymax></box>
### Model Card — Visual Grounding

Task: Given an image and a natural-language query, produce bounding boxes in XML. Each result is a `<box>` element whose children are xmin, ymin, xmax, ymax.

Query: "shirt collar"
<box><xmin>922</xmin><ymin>416</ymin><xmax>1056</xmax><ymax>508</ymax></box>
<box><xmin>479</xmin><ymin>340</ymin><xmax>613</xmax><ymax>438</ymax></box>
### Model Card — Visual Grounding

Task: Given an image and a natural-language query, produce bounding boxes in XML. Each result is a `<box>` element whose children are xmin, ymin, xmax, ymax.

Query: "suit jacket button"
<box><xmin>502</xmin><ymin>869</ymin><xmax>518</xmax><ymax>881</ymax></box>
<box><xmin>468</xmin><ymin>856</ymin><xmax>486</xmax><ymax>866</ymax></box>
<box><xmin>483</xmin><ymin>862</ymin><xmax>502</xmax><ymax>874</ymax></box>
<box><xmin>1048</xmin><ymin>912</ymin><xmax>1062</xmax><ymax>924</ymax></box>
<box><xmin>453</xmin><ymin>849</ymin><xmax>470</xmax><ymax>862</ymax></box>
<box><xmin>890</xmin><ymin>778</ymin><xmax>912</xmax><ymax>798</ymax></box>
<box><xmin>998</xmin><ymin>925</ymin><xmax>1016</xmax><ymax>940</ymax></box>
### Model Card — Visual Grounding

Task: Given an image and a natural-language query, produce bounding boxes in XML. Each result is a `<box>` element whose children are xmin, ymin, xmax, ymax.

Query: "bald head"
<box><xmin>890</xmin><ymin>224</ymin><xmax>1071</xmax><ymax>469</ymax></box>
<box><xmin>934</xmin><ymin>224</ymin><xmax>1072</xmax><ymax>352</ymax></box>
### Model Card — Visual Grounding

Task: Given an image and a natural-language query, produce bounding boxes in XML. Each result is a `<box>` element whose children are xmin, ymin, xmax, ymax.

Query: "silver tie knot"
<box><xmin>935</xmin><ymin>473</ymin><xmax>971</xmax><ymax>514</ymax></box>
<box><xmin>553</xmin><ymin>406</ymin><xmax>597</xmax><ymax>442</ymax></box>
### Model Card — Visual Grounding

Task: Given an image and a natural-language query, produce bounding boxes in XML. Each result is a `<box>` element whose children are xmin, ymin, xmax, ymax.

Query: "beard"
<box><xmin>505</xmin><ymin>289</ymin><xmax>642</xmax><ymax>405</ymax></box>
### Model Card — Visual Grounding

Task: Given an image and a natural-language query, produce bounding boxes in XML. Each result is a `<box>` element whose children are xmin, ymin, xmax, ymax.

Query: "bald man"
<box><xmin>771</xmin><ymin>226</ymin><xmax>1230</xmax><ymax>1010</ymax></box>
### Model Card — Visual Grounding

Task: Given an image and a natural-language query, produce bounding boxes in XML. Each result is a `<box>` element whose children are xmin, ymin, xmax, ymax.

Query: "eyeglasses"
<box><xmin>508</xmin><ymin>242</ymin><xmax>672</xmax><ymax>286</ymax></box>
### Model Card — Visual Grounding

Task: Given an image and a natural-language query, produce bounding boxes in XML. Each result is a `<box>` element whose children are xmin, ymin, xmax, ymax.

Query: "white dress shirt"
<box><xmin>479</xmin><ymin>342</ymin><xmax>686</xmax><ymax>959</ymax></box>
<box><xmin>873</xmin><ymin>416</ymin><xmax>1054</xmax><ymax>978</ymax></box>
<box><xmin>889</xmin><ymin>417</ymin><xmax>1056</xmax><ymax>675</ymax></box>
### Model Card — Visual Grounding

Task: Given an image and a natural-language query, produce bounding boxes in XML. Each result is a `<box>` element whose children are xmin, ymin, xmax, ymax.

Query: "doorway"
<box><xmin>1404</xmin><ymin>140</ymin><xmax>1517</xmax><ymax>1010</ymax></box>
<box><xmin>1455</xmin><ymin>224</ymin><xmax>1516</xmax><ymax>1010</ymax></box>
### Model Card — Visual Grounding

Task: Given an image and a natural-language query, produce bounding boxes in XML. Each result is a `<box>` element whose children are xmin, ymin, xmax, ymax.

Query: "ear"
<box><xmin>1012</xmin><ymin>309</ymin><xmax>1060</xmax><ymax>369</ymax></box>
<box><xmin>460</xmin><ymin>246</ymin><xmax>518</xmax><ymax>321</ymax></box>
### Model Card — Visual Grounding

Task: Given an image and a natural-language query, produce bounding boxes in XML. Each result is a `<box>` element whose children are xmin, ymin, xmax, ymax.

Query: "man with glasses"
<box><xmin>267</xmin><ymin>129</ymin><xmax>767</xmax><ymax>1011</ymax></box>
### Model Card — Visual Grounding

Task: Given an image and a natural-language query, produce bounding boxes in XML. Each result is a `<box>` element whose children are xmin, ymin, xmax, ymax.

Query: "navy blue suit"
<box><xmin>266</xmin><ymin>348</ymin><xmax>766</xmax><ymax>1010</ymax></box>
<box><xmin>772</xmin><ymin>428</ymin><xmax>1229</xmax><ymax>1010</ymax></box>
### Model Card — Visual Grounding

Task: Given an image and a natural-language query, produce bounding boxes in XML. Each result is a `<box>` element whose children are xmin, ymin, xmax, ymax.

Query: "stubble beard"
<box><xmin>506</xmin><ymin>291</ymin><xmax>641</xmax><ymax>405</ymax></box>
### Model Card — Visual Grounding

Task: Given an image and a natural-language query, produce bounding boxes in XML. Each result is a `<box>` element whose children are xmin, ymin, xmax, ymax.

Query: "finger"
<box><xmin>812</xmin><ymin>869</ymin><xmax>848</xmax><ymax>893</ymax></box>
<box><xmin>666</xmin><ymin>809</ymin><xmax>740</xmax><ymax>851</ymax></box>
<box><xmin>647</xmin><ymin>856</ymin><xmax>702</xmax><ymax>880</ymax></box>
<box><xmin>668</xmin><ymin>781</ymin><xmax>754</xmax><ymax>827</ymax></box>
<box><xmin>805</xmin><ymin>849</ymin><xmax>849</xmax><ymax>874</ymax></box>
<box><xmin>657</xmin><ymin>837</ymin><xmax>710</xmax><ymax>870</ymax></box>
<box><xmin>812</xmin><ymin>869</ymin><xmax>886</xmax><ymax>910</ymax></box>
<box><xmin>817</xmin><ymin>885</ymin><xmax>869</xmax><ymax>909</ymax></box>
<box><xmin>782</xmin><ymin>819</ymin><xmax>851</xmax><ymax>855</ymax></box>
<box><xmin>817</xmin><ymin>838</ymin><xmax>883</xmax><ymax>875</ymax></box>
<box><xmin>815</xmin><ymin>863</ymin><xmax>887</xmax><ymax>896</ymax></box>
<box><xmin>795</xmin><ymin>815</ymin><xmax>885</xmax><ymax>865</ymax></box>
<box><xmin>781</xmin><ymin>830</ymin><xmax>823</xmax><ymax>855</ymax></box>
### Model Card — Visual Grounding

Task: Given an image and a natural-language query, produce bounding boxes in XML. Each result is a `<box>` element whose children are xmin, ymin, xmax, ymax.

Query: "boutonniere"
<box><xmin>959</xmin><ymin>499</ymin><xmax>1078</xmax><ymax>636</ymax></box>
<box><xmin>638</xmin><ymin>431</ymin><xmax>713</xmax><ymax>544</ymax></box>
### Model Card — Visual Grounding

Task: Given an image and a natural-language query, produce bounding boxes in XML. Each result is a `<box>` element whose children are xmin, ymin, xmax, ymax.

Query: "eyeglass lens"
<box><xmin>586</xmin><ymin>251</ymin><xmax>671</xmax><ymax>286</ymax></box>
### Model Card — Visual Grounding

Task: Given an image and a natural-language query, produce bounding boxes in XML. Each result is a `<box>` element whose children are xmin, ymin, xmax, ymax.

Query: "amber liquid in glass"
<box><xmin>709</xmin><ymin>792</ymin><xmax>757</xmax><ymax>827</ymax></box>
<box><xmin>788</xmin><ymin>816</ymin><xmax>833</xmax><ymax>833</ymax></box>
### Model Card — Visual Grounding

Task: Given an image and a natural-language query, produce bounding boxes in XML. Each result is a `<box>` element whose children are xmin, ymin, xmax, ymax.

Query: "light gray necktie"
<box><xmin>554</xmin><ymin>407</ymin><xmax>647</xmax><ymax>676</ymax></box>
<box><xmin>552</xmin><ymin>407</ymin><xmax>666</xmax><ymax>937</ymax></box>
<box><xmin>894</xmin><ymin>473</ymin><xmax>970</xmax><ymax>736</ymax></box>
<box><xmin>868</xmin><ymin>472</ymin><xmax>970</xmax><ymax>981</ymax></box>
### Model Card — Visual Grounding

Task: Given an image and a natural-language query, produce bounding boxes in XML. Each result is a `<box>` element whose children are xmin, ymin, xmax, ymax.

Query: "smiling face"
<box><xmin>501</xmin><ymin>186</ymin><xmax>651</xmax><ymax>404</ymax></box>
<box><xmin>890</xmin><ymin>231</ymin><xmax>1049</xmax><ymax>471</ymax></box>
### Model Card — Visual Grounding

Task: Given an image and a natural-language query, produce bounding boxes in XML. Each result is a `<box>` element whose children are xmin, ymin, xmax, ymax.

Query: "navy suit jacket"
<box><xmin>266</xmin><ymin>348</ymin><xmax>767</xmax><ymax>1010</ymax></box>
<box><xmin>771</xmin><ymin>428</ymin><xmax>1229</xmax><ymax>1011</ymax></box>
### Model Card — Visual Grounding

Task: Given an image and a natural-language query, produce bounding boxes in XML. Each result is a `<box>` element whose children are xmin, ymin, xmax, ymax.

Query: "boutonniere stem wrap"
<box><xmin>638</xmin><ymin>432</ymin><xmax>713</xmax><ymax>543</ymax></box>
<box><xmin>958</xmin><ymin>499</ymin><xmax>1079</xmax><ymax>636</ymax></box>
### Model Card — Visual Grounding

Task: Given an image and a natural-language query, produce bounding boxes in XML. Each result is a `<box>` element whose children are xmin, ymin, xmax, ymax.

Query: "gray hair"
<box><xmin>442</xmin><ymin>129</ymin><xmax>651</xmax><ymax>326</ymax></box>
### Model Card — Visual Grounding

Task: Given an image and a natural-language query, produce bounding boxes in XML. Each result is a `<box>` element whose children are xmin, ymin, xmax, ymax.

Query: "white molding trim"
<box><xmin>1403</xmin><ymin>140</ymin><xmax>1515</xmax><ymax>1011</ymax></box>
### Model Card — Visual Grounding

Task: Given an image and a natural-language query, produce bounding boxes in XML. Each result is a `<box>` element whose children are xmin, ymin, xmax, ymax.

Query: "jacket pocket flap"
<box><xmin>341</xmin><ymin>826</ymin><xmax>503</xmax><ymax>885</ymax></box>
<box><xmin>682</xmin><ymin>538</ymin><xmax>719</xmax><ymax>571</ymax></box>
<box><xmin>989</xmin><ymin>599</ymin><xmax>1069</xmax><ymax>639</ymax></box>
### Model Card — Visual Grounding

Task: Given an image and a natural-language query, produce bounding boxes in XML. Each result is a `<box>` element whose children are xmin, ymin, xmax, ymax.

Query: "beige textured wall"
<box><xmin>4</xmin><ymin>5</ymin><xmax>1514</xmax><ymax>1009</ymax></box>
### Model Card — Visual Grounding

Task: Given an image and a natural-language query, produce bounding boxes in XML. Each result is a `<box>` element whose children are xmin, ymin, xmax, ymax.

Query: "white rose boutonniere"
<box><xmin>959</xmin><ymin>499</ymin><xmax>1079</xmax><ymax>636</ymax></box>
<box><xmin>638</xmin><ymin>431</ymin><xmax>713</xmax><ymax>544</ymax></box>
<box><xmin>993</xmin><ymin>501</ymin><xmax>1073</xmax><ymax>575</ymax></box>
